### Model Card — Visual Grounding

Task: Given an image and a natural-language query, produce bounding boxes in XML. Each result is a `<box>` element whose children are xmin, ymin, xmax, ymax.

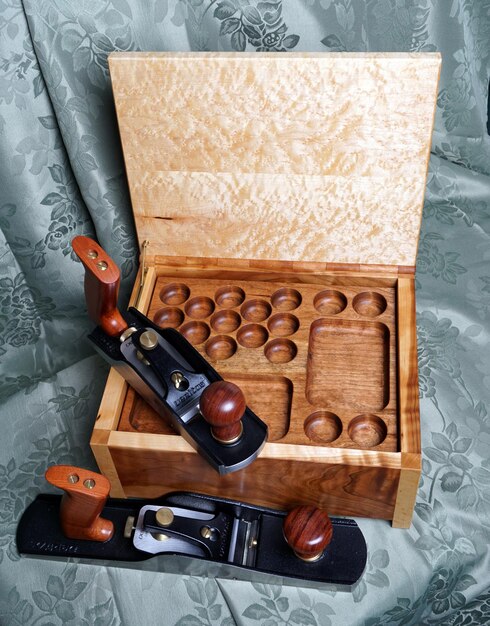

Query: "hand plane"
<box><xmin>72</xmin><ymin>236</ymin><xmax>267</xmax><ymax>474</ymax></box>
<box><xmin>17</xmin><ymin>466</ymin><xmax>367</xmax><ymax>589</ymax></box>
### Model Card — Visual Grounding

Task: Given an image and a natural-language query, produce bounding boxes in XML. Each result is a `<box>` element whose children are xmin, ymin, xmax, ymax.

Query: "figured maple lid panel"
<box><xmin>109</xmin><ymin>52</ymin><xmax>440</xmax><ymax>267</ymax></box>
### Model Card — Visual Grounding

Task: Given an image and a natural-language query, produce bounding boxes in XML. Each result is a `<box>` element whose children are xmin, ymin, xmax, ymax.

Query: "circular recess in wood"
<box><xmin>313</xmin><ymin>290</ymin><xmax>347</xmax><ymax>315</ymax></box>
<box><xmin>210</xmin><ymin>310</ymin><xmax>241</xmax><ymax>333</ymax></box>
<box><xmin>159</xmin><ymin>282</ymin><xmax>190</xmax><ymax>305</ymax></box>
<box><xmin>264</xmin><ymin>338</ymin><xmax>297</xmax><ymax>363</ymax></box>
<box><xmin>267</xmin><ymin>313</ymin><xmax>300</xmax><ymax>337</ymax></box>
<box><xmin>185</xmin><ymin>296</ymin><xmax>215</xmax><ymax>319</ymax></box>
<box><xmin>304</xmin><ymin>411</ymin><xmax>342</xmax><ymax>444</ymax></box>
<box><xmin>348</xmin><ymin>414</ymin><xmax>387</xmax><ymax>447</ymax></box>
<box><xmin>153</xmin><ymin>307</ymin><xmax>184</xmax><ymax>328</ymax></box>
<box><xmin>237</xmin><ymin>324</ymin><xmax>269</xmax><ymax>348</ymax></box>
<box><xmin>240</xmin><ymin>299</ymin><xmax>272</xmax><ymax>323</ymax></box>
<box><xmin>352</xmin><ymin>292</ymin><xmax>387</xmax><ymax>317</ymax></box>
<box><xmin>179</xmin><ymin>321</ymin><xmax>210</xmax><ymax>345</ymax></box>
<box><xmin>205</xmin><ymin>335</ymin><xmax>237</xmax><ymax>361</ymax></box>
<box><xmin>271</xmin><ymin>288</ymin><xmax>302</xmax><ymax>311</ymax></box>
<box><xmin>214</xmin><ymin>285</ymin><xmax>245</xmax><ymax>308</ymax></box>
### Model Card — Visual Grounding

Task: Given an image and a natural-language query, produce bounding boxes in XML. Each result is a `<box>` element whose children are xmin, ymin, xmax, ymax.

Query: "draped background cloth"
<box><xmin>1</xmin><ymin>1</ymin><xmax>489</xmax><ymax>624</ymax></box>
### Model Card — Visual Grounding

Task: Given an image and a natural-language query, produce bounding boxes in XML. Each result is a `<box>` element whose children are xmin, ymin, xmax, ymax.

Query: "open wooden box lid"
<box><xmin>109</xmin><ymin>52</ymin><xmax>440</xmax><ymax>269</ymax></box>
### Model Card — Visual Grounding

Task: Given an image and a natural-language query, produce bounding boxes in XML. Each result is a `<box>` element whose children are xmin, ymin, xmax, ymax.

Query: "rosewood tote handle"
<box><xmin>45</xmin><ymin>465</ymin><xmax>114</xmax><ymax>542</ymax></box>
<box><xmin>72</xmin><ymin>236</ymin><xmax>127</xmax><ymax>337</ymax></box>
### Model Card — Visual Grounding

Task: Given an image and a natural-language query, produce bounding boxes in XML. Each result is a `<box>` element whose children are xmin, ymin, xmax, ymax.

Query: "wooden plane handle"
<box><xmin>72</xmin><ymin>236</ymin><xmax>127</xmax><ymax>337</ymax></box>
<box><xmin>200</xmin><ymin>381</ymin><xmax>246</xmax><ymax>444</ymax></box>
<box><xmin>45</xmin><ymin>465</ymin><xmax>114</xmax><ymax>542</ymax></box>
<box><xmin>283</xmin><ymin>506</ymin><xmax>333</xmax><ymax>561</ymax></box>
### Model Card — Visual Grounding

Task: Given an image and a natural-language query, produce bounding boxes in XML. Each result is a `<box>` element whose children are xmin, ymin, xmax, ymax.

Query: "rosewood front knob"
<box><xmin>283</xmin><ymin>506</ymin><xmax>333</xmax><ymax>562</ymax></box>
<box><xmin>199</xmin><ymin>381</ymin><xmax>246</xmax><ymax>444</ymax></box>
<box><xmin>45</xmin><ymin>465</ymin><xmax>114</xmax><ymax>542</ymax></box>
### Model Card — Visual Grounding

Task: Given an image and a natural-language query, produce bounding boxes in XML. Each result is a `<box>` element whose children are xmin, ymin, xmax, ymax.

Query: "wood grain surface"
<box><xmin>306</xmin><ymin>318</ymin><xmax>389</xmax><ymax>411</ymax></box>
<box><xmin>283</xmin><ymin>506</ymin><xmax>333</xmax><ymax>560</ymax></box>
<box><xmin>106</xmin><ymin>433</ymin><xmax>401</xmax><ymax>520</ymax></box>
<box><xmin>199</xmin><ymin>381</ymin><xmax>246</xmax><ymax>443</ymax></box>
<box><xmin>109</xmin><ymin>52</ymin><xmax>440</xmax><ymax>267</ymax></box>
<box><xmin>397</xmin><ymin>278</ymin><xmax>421</xmax><ymax>454</ymax></box>
<box><xmin>135</xmin><ymin>273</ymin><xmax>398</xmax><ymax>452</ymax></box>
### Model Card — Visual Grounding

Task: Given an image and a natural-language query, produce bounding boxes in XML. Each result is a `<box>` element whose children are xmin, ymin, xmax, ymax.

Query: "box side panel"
<box><xmin>94</xmin><ymin>368</ymin><xmax>128</xmax><ymax>431</ymax></box>
<box><xmin>397</xmin><ymin>277</ymin><xmax>421</xmax><ymax>454</ymax></box>
<box><xmin>393</xmin><ymin>453</ymin><xmax>421</xmax><ymax>527</ymax></box>
<box><xmin>90</xmin><ymin>429</ymin><xmax>126</xmax><ymax>498</ymax></box>
<box><xmin>108</xmin><ymin>444</ymin><xmax>400</xmax><ymax>520</ymax></box>
<box><xmin>129</xmin><ymin>264</ymin><xmax>157</xmax><ymax>310</ymax></box>
<box><xmin>153</xmin><ymin>259</ymin><xmax>402</xmax><ymax>285</ymax></box>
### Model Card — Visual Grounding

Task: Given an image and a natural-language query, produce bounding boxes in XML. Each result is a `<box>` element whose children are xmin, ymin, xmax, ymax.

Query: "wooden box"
<box><xmin>92</xmin><ymin>52</ymin><xmax>441</xmax><ymax>528</ymax></box>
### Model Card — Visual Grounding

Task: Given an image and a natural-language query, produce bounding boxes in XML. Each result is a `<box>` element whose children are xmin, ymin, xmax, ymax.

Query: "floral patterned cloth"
<box><xmin>1</xmin><ymin>1</ymin><xmax>489</xmax><ymax>624</ymax></box>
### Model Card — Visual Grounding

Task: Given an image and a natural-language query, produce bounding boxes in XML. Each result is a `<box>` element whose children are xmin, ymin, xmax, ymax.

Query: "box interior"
<box><xmin>118</xmin><ymin>269</ymin><xmax>399</xmax><ymax>454</ymax></box>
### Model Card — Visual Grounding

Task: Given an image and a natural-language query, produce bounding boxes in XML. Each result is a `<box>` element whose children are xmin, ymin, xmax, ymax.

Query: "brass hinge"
<box><xmin>134</xmin><ymin>240</ymin><xmax>149</xmax><ymax>309</ymax></box>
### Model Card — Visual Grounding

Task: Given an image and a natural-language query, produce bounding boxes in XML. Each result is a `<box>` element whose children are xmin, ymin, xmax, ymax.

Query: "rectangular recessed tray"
<box><xmin>306</xmin><ymin>319</ymin><xmax>390</xmax><ymax>412</ymax></box>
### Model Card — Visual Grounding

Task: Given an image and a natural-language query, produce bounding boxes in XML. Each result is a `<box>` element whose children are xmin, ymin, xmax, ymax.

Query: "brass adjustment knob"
<box><xmin>171</xmin><ymin>371</ymin><xmax>189</xmax><ymax>390</ymax></box>
<box><xmin>139</xmin><ymin>329</ymin><xmax>159</xmax><ymax>350</ymax></box>
<box><xmin>200</xmin><ymin>526</ymin><xmax>212</xmax><ymax>539</ymax></box>
<box><xmin>120</xmin><ymin>326</ymin><xmax>137</xmax><ymax>342</ymax></box>
<box><xmin>155</xmin><ymin>507</ymin><xmax>174</xmax><ymax>527</ymax></box>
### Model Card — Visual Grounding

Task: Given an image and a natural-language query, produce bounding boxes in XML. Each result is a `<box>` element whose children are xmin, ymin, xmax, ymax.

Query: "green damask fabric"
<box><xmin>1</xmin><ymin>1</ymin><xmax>489</xmax><ymax>624</ymax></box>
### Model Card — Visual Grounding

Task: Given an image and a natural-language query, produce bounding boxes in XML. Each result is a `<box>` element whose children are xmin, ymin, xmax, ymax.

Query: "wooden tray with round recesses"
<box><xmin>122</xmin><ymin>277</ymin><xmax>397</xmax><ymax>453</ymax></box>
